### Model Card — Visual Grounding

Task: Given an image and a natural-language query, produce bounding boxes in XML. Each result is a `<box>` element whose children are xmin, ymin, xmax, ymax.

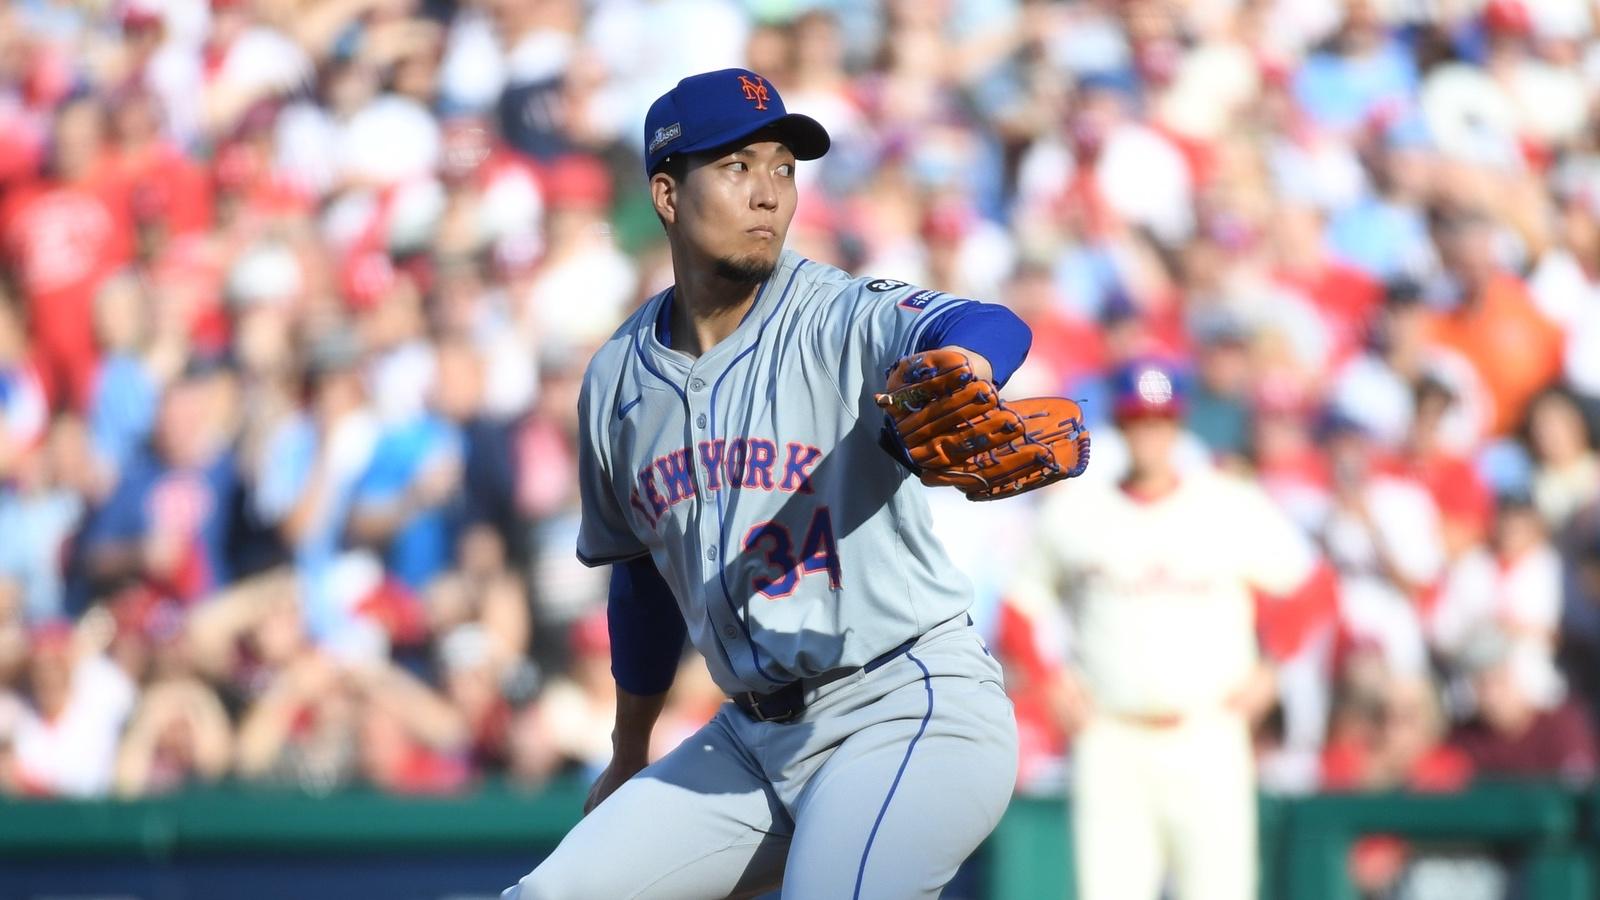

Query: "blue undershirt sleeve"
<box><xmin>608</xmin><ymin>556</ymin><xmax>687</xmax><ymax>696</ymax></box>
<box><xmin>912</xmin><ymin>302</ymin><xmax>1033</xmax><ymax>388</ymax></box>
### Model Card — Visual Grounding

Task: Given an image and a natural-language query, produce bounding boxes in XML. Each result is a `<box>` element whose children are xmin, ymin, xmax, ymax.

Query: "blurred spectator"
<box><xmin>347</xmin><ymin>288</ymin><xmax>463</xmax><ymax>592</ymax></box>
<box><xmin>1</xmin><ymin>97</ymin><xmax>134</xmax><ymax>410</ymax></box>
<box><xmin>428</xmin><ymin>523</ymin><xmax>529</xmax><ymax>671</ymax></box>
<box><xmin>1433</xmin><ymin>496</ymin><xmax>1563</xmax><ymax>675</ymax></box>
<box><xmin>88</xmin><ymin>274</ymin><xmax>176</xmax><ymax>484</ymax></box>
<box><xmin>1449</xmin><ymin>628</ymin><xmax>1597</xmax><ymax>782</ymax></box>
<box><xmin>1292</xmin><ymin>0</ymin><xmax>1417</xmax><ymax>136</ymax></box>
<box><xmin>1185</xmin><ymin>312</ymin><xmax>1253</xmax><ymax>461</ymax></box>
<box><xmin>1422</xmin><ymin>211</ymin><xmax>1563</xmax><ymax>437</ymax></box>
<box><xmin>1322</xmin><ymin>676</ymin><xmax>1473</xmax><ymax>793</ymax></box>
<box><xmin>0</xmin><ymin>616</ymin><xmax>136</xmax><ymax>796</ymax></box>
<box><xmin>1320</xmin><ymin>676</ymin><xmax>1475</xmax><ymax>898</ymax></box>
<box><xmin>428</xmin><ymin>522</ymin><xmax>532</xmax><ymax>770</ymax></box>
<box><xmin>1388</xmin><ymin>375</ymin><xmax>1493</xmax><ymax>559</ymax></box>
<box><xmin>1522</xmin><ymin>386</ymin><xmax>1600</xmax><ymax>533</ymax></box>
<box><xmin>1</xmin><ymin>0</ymin><xmax>1600</xmax><ymax>815</ymax></box>
<box><xmin>0</xmin><ymin>294</ymin><xmax>49</xmax><ymax>484</ymax></box>
<box><xmin>113</xmin><ymin>87</ymin><xmax>213</xmax><ymax>250</ymax></box>
<box><xmin>0</xmin><ymin>418</ymin><xmax>87</xmax><ymax>623</ymax></box>
<box><xmin>1319</xmin><ymin>415</ymin><xmax>1443</xmax><ymax>677</ymax></box>
<box><xmin>113</xmin><ymin>677</ymin><xmax>232</xmax><ymax>796</ymax></box>
<box><xmin>80</xmin><ymin>366</ymin><xmax>241</xmax><ymax>606</ymax></box>
<box><xmin>251</xmin><ymin>329</ymin><xmax>378</xmax><ymax>640</ymax></box>
<box><xmin>431</xmin><ymin>339</ymin><xmax>520</xmax><ymax>556</ymax></box>
<box><xmin>530</xmin><ymin>610</ymin><xmax>614</xmax><ymax>779</ymax></box>
<box><xmin>235</xmin><ymin>650</ymin><xmax>361</xmax><ymax>791</ymax></box>
<box><xmin>518</xmin><ymin>154</ymin><xmax>635</xmax><ymax>356</ymax></box>
<box><xmin>1331</xmin><ymin>282</ymin><xmax>1485</xmax><ymax>455</ymax></box>
<box><xmin>439</xmin><ymin>621</ymin><xmax>516</xmax><ymax>775</ymax></box>
<box><xmin>353</xmin><ymin>660</ymin><xmax>471</xmax><ymax>795</ymax></box>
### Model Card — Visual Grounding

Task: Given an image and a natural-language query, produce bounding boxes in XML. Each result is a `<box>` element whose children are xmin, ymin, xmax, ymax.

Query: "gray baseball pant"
<box><xmin>502</xmin><ymin>615</ymin><xmax>1017</xmax><ymax>900</ymax></box>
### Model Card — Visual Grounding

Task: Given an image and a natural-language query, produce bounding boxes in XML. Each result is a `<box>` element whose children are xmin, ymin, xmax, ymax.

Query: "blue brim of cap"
<box><xmin>655</xmin><ymin>113</ymin><xmax>830</xmax><ymax>172</ymax></box>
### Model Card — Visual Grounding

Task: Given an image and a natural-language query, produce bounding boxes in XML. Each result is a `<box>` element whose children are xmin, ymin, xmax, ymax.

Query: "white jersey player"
<box><xmin>1009</xmin><ymin>358</ymin><xmax>1316</xmax><ymax>900</ymax></box>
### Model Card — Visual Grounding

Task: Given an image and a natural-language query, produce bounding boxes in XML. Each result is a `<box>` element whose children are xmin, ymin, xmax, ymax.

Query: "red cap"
<box><xmin>341</xmin><ymin>249</ymin><xmax>396</xmax><ymax>310</ymax></box>
<box><xmin>921</xmin><ymin>201</ymin><xmax>972</xmax><ymax>244</ymax></box>
<box><xmin>543</xmin><ymin>155</ymin><xmax>612</xmax><ymax>211</ymax></box>
<box><xmin>1484</xmin><ymin>0</ymin><xmax>1532</xmax><ymax>34</ymax></box>
<box><xmin>120</xmin><ymin>2</ymin><xmax>163</xmax><ymax>31</ymax></box>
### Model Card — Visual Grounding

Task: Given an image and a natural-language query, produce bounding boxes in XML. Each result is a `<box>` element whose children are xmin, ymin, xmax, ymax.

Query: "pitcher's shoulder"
<box><xmin>788</xmin><ymin>256</ymin><xmax>938</xmax><ymax>317</ymax></box>
<box><xmin>584</xmin><ymin>293</ymin><xmax>662</xmax><ymax>378</ymax></box>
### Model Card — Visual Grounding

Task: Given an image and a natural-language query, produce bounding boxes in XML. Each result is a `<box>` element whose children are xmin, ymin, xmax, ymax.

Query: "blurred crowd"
<box><xmin>3</xmin><ymin>0</ymin><xmax>1600</xmax><ymax>820</ymax></box>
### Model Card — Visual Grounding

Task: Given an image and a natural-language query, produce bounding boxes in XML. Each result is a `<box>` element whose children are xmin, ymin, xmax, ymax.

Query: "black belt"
<box><xmin>732</xmin><ymin>635</ymin><xmax>920</xmax><ymax>724</ymax></box>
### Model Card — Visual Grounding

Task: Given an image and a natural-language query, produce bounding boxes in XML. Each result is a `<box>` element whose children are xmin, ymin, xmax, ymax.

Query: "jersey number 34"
<box><xmin>741</xmin><ymin>507</ymin><xmax>842</xmax><ymax>600</ymax></box>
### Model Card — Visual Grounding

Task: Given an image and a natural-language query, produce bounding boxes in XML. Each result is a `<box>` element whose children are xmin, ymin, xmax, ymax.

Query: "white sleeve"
<box><xmin>574</xmin><ymin>375</ymin><xmax>647</xmax><ymax>567</ymax></box>
<box><xmin>1371</xmin><ymin>482</ymin><xmax>1446</xmax><ymax>587</ymax></box>
<box><xmin>1008</xmin><ymin>503</ymin><xmax>1066</xmax><ymax>620</ymax></box>
<box><xmin>1006</xmin><ymin>490</ymin><xmax>1089</xmax><ymax>661</ymax></box>
<box><xmin>1233</xmin><ymin>480</ymin><xmax>1317</xmax><ymax>596</ymax></box>
<box><xmin>1508</xmin><ymin>548</ymin><xmax>1563</xmax><ymax>634</ymax></box>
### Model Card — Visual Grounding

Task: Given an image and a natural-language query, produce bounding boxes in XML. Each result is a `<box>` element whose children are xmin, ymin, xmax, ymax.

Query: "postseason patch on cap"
<box><xmin>648</xmin><ymin>123</ymin><xmax>682</xmax><ymax>155</ymax></box>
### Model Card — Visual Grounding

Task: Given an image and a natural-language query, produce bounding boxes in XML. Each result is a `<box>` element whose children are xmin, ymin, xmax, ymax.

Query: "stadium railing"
<box><xmin>0</xmin><ymin>780</ymin><xmax>1594</xmax><ymax>898</ymax></box>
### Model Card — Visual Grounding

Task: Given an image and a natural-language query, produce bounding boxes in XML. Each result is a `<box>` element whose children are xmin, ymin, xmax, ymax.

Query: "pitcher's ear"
<box><xmin>651</xmin><ymin>170</ymin><xmax>677</xmax><ymax>226</ymax></box>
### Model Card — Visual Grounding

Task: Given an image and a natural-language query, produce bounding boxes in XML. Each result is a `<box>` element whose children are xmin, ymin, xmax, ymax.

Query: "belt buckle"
<box><xmin>739</xmin><ymin>690</ymin><xmax>797</xmax><ymax>724</ymax></box>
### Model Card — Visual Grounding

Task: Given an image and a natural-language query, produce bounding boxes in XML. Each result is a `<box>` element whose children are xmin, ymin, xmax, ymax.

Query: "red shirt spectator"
<box><xmin>112</xmin><ymin>90</ymin><xmax>212</xmax><ymax>241</ymax></box>
<box><xmin>1</xmin><ymin>99</ymin><xmax>133</xmax><ymax>410</ymax></box>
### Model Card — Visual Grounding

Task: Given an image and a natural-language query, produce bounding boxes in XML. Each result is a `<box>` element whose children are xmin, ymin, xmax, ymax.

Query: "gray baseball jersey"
<box><xmin>506</xmin><ymin>250</ymin><xmax>1019</xmax><ymax>900</ymax></box>
<box><xmin>576</xmin><ymin>248</ymin><xmax>978</xmax><ymax>696</ymax></box>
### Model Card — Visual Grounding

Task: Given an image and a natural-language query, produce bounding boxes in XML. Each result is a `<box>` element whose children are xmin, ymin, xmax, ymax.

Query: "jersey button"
<box><xmin>706</xmin><ymin>546</ymin><xmax>718</xmax><ymax>560</ymax></box>
<box><xmin>696</xmin><ymin>413</ymin><xmax>707</xmax><ymax>429</ymax></box>
<box><xmin>723</xmin><ymin>626</ymin><xmax>738</xmax><ymax>639</ymax></box>
<box><xmin>691</xmin><ymin>377</ymin><xmax>707</xmax><ymax>391</ymax></box>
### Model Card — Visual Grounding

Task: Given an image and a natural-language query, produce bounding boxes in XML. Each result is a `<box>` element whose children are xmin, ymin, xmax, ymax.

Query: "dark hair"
<box><xmin>1518</xmin><ymin>384</ymin><xmax>1599</xmax><ymax>458</ymax></box>
<box><xmin>652</xmin><ymin>154</ymin><xmax>688</xmax><ymax>183</ymax></box>
<box><xmin>1413</xmin><ymin>373</ymin><xmax>1455</xmax><ymax>408</ymax></box>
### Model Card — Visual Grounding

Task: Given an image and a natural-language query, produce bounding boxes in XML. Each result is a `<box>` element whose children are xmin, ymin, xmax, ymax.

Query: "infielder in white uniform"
<box><xmin>503</xmin><ymin>69</ymin><xmax>1091</xmax><ymax>899</ymax></box>
<box><xmin>1010</xmin><ymin>359</ymin><xmax>1315</xmax><ymax>900</ymax></box>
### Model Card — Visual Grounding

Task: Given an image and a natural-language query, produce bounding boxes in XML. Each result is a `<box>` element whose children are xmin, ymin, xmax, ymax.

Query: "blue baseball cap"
<box><xmin>643</xmin><ymin>68</ymin><xmax>830</xmax><ymax>177</ymax></box>
<box><xmin>1110</xmin><ymin>358</ymin><xmax>1188</xmax><ymax>421</ymax></box>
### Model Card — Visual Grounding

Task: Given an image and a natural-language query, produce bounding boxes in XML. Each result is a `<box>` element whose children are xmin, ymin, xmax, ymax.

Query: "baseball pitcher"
<box><xmin>501</xmin><ymin>68</ymin><xmax>1090</xmax><ymax>900</ymax></box>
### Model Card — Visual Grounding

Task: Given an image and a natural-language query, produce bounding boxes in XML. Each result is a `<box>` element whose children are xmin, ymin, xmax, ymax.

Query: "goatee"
<box><xmin>714</xmin><ymin>254</ymin><xmax>777</xmax><ymax>285</ymax></box>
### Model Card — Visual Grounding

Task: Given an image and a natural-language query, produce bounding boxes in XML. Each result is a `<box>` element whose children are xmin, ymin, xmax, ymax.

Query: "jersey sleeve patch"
<box><xmin>898</xmin><ymin>289</ymin><xmax>941</xmax><ymax>312</ymax></box>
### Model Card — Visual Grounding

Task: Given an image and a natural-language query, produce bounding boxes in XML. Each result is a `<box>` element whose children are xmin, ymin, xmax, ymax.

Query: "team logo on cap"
<box><xmin>738</xmin><ymin>74</ymin><xmax>770</xmax><ymax>111</ymax></box>
<box><xmin>649</xmin><ymin>123</ymin><xmax>682</xmax><ymax>154</ymax></box>
<box><xmin>1136</xmin><ymin>369</ymin><xmax>1174</xmax><ymax>405</ymax></box>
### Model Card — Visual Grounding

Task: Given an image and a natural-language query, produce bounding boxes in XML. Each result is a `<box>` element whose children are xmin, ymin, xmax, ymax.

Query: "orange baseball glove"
<box><xmin>875</xmin><ymin>350</ymin><xmax>1091</xmax><ymax>501</ymax></box>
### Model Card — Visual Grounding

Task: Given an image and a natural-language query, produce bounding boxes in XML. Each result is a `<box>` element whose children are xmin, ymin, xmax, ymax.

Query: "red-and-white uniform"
<box><xmin>1012</xmin><ymin>464</ymin><xmax>1316</xmax><ymax>900</ymax></box>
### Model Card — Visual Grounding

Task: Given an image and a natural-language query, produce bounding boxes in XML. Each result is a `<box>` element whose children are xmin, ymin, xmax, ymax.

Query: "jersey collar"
<box><xmin>643</xmin><ymin>249</ymin><xmax>804</xmax><ymax>369</ymax></box>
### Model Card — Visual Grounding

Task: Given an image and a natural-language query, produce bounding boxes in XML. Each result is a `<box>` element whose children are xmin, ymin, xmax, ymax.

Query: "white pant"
<box><xmin>1072</xmin><ymin>712</ymin><xmax>1255</xmax><ymax>900</ymax></box>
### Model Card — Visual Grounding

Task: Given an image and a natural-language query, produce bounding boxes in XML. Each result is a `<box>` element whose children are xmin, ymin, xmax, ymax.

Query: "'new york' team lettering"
<box><xmin>629</xmin><ymin>437</ymin><xmax>822</xmax><ymax>529</ymax></box>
